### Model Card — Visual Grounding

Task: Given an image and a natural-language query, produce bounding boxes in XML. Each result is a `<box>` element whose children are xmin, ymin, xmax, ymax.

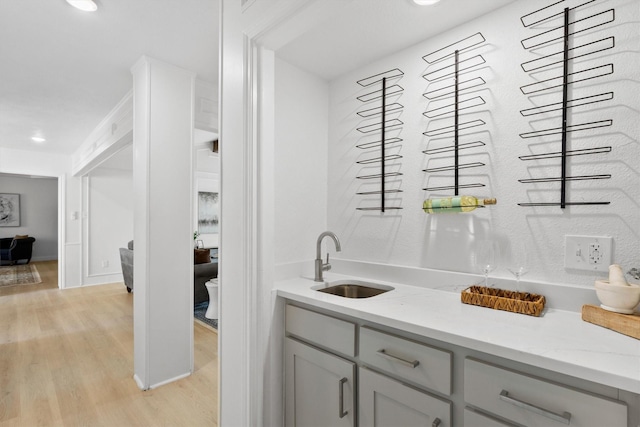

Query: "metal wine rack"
<box><xmin>517</xmin><ymin>0</ymin><xmax>615</xmax><ymax>208</ymax></box>
<box><xmin>355</xmin><ymin>68</ymin><xmax>404</xmax><ymax>211</ymax></box>
<box><xmin>421</xmin><ymin>33</ymin><xmax>488</xmax><ymax>198</ymax></box>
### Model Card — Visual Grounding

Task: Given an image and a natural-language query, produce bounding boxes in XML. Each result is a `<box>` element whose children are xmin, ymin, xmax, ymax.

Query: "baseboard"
<box><xmin>133</xmin><ymin>372</ymin><xmax>193</xmax><ymax>391</ymax></box>
<box><xmin>31</xmin><ymin>256</ymin><xmax>58</xmax><ymax>262</ymax></box>
<box><xmin>148</xmin><ymin>371</ymin><xmax>192</xmax><ymax>389</ymax></box>
<box><xmin>133</xmin><ymin>374</ymin><xmax>148</xmax><ymax>391</ymax></box>
<box><xmin>84</xmin><ymin>272</ymin><xmax>123</xmax><ymax>286</ymax></box>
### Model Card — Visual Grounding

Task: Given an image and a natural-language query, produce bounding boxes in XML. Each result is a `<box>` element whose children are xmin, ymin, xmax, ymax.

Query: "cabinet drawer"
<box><xmin>285</xmin><ymin>305</ymin><xmax>356</xmax><ymax>357</ymax></box>
<box><xmin>464</xmin><ymin>407</ymin><xmax>517</xmax><ymax>426</ymax></box>
<box><xmin>464</xmin><ymin>357</ymin><xmax>627</xmax><ymax>427</ymax></box>
<box><xmin>359</xmin><ymin>326</ymin><xmax>452</xmax><ymax>395</ymax></box>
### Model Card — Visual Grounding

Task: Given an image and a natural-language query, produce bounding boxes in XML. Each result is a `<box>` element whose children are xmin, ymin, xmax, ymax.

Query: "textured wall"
<box><xmin>327</xmin><ymin>0</ymin><xmax>639</xmax><ymax>287</ymax></box>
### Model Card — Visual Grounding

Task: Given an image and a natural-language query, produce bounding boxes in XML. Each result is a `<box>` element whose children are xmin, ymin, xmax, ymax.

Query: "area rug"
<box><xmin>0</xmin><ymin>264</ymin><xmax>42</xmax><ymax>287</ymax></box>
<box><xmin>194</xmin><ymin>301</ymin><xmax>218</xmax><ymax>330</ymax></box>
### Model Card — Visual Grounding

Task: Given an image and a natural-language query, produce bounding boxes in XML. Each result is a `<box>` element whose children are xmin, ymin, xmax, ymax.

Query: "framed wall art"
<box><xmin>194</xmin><ymin>172</ymin><xmax>219</xmax><ymax>248</ymax></box>
<box><xmin>0</xmin><ymin>193</ymin><xmax>20</xmax><ymax>227</ymax></box>
<box><xmin>198</xmin><ymin>191</ymin><xmax>219</xmax><ymax>234</ymax></box>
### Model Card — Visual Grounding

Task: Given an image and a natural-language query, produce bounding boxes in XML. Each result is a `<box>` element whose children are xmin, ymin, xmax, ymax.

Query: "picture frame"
<box><xmin>0</xmin><ymin>193</ymin><xmax>20</xmax><ymax>227</ymax></box>
<box><xmin>194</xmin><ymin>172</ymin><xmax>219</xmax><ymax>249</ymax></box>
<box><xmin>196</xmin><ymin>240</ymin><xmax>204</xmax><ymax>249</ymax></box>
<box><xmin>198</xmin><ymin>191</ymin><xmax>219</xmax><ymax>234</ymax></box>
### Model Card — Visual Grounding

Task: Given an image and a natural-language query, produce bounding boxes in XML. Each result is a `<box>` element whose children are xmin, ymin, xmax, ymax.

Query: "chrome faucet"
<box><xmin>315</xmin><ymin>231</ymin><xmax>342</xmax><ymax>282</ymax></box>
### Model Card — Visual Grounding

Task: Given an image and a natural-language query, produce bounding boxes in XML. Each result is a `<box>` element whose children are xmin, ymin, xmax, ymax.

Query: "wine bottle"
<box><xmin>422</xmin><ymin>196</ymin><xmax>497</xmax><ymax>214</ymax></box>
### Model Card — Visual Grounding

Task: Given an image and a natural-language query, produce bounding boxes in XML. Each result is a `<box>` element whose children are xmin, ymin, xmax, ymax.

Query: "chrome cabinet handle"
<box><xmin>432</xmin><ymin>417</ymin><xmax>441</xmax><ymax>427</ymax></box>
<box><xmin>499</xmin><ymin>390</ymin><xmax>571</xmax><ymax>425</ymax></box>
<box><xmin>377</xmin><ymin>349</ymin><xmax>420</xmax><ymax>368</ymax></box>
<box><xmin>338</xmin><ymin>377</ymin><xmax>348</xmax><ymax>418</ymax></box>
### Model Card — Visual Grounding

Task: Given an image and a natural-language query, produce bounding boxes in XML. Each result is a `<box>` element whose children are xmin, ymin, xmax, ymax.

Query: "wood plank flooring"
<box><xmin>0</xmin><ymin>261</ymin><xmax>218</xmax><ymax>426</ymax></box>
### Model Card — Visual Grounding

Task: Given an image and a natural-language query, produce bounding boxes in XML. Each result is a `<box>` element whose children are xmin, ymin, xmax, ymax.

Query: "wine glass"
<box><xmin>507</xmin><ymin>243</ymin><xmax>530</xmax><ymax>292</ymax></box>
<box><xmin>474</xmin><ymin>240</ymin><xmax>499</xmax><ymax>288</ymax></box>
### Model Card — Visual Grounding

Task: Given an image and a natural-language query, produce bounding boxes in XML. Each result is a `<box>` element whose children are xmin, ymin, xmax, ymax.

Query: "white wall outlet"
<box><xmin>564</xmin><ymin>235</ymin><xmax>613</xmax><ymax>271</ymax></box>
<box><xmin>102</xmin><ymin>260</ymin><xmax>109</xmax><ymax>268</ymax></box>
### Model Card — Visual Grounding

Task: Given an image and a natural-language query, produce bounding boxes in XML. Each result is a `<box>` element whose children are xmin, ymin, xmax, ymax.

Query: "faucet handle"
<box><xmin>324</xmin><ymin>253</ymin><xmax>332</xmax><ymax>272</ymax></box>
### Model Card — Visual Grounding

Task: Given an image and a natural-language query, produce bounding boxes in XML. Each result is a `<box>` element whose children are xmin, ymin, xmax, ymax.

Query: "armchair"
<box><xmin>119</xmin><ymin>240</ymin><xmax>134</xmax><ymax>293</ymax></box>
<box><xmin>0</xmin><ymin>236</ymin><xmax>36</xmax><ymax>265</ymax></box>
<box><xmin>118</xmin><ymin>240</ymin><xmax>218</xmax><ymax>305</ymax></box>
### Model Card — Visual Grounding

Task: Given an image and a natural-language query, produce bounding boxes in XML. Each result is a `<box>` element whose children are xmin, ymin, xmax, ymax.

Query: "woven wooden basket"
<box><xmin>461</xmin><ymin>286</ymin><xmax>546</xmax><ymax>317</ymax></box>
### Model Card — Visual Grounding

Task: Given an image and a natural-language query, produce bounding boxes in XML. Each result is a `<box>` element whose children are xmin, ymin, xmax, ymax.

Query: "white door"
<box><xmin>359</xmin><ymin>367</ymin><xmax>451</xmax><ymax>427</ymax></box>
<box><xmin>285</xmin><ymin>337</ymin><xmax>355</xmax><ymax>427</ymax></box>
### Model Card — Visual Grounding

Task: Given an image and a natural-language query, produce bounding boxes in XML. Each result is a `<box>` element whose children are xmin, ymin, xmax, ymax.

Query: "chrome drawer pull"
<box><xmin>377</xmin><ymin>349</ymin><xmax>420</xmax><ymax>368</ymax></box>
<box><xmin>432</xmin><ymin>417</ymin><xmax>441</xmax><ymax>427</ymax></box>
<box><xmin>499</xmin><ymin>390</ymin><xmax>571</xmax><ymax>425</ymax></box>
<box><xmin>338</xmin><ymin>377</ymin><xmax>348</xmax><ymax>418</ymax></box>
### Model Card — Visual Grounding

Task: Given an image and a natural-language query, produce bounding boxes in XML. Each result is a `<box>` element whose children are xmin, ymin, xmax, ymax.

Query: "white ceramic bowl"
<box><xmin>594</xmin><ymin>280</ymin><xmax>640</xmax><ymax>314</ymax></box>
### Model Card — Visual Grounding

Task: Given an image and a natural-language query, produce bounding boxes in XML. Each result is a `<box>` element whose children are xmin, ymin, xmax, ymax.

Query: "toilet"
<box><xmin>205</xmin><ymin>278</ymin><xmax>219</xmax><ymax>319</ymax></box>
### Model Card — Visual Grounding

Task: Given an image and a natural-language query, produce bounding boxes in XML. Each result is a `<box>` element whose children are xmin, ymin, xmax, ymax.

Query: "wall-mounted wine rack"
<box><xmin>517</xmin><ymin>0</ymin><xmax>615</xmax><ymax>208</ymax></box>
<box><xmin>421</xmin><ymin>33</ymin><xmax>489</xmax><ymax>197</ymax></box>
<box><xmin>355</xmin><ymin>68</ymin><xmax>404</xmax><ymax>211</ymax></box>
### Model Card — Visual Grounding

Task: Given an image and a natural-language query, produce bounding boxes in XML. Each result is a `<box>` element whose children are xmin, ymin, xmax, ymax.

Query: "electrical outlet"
<box><xmin>564</xmin><ymin>235</ymin><xmax>612</xmax><ymax>271</ymax></box>
<box><xmin>102</xmin><ymin>260</ymin><xmax>109</xmax><ymax>268</ymax></box>
<box><xmin>589</xmin><ymin>243</ymin><xmax>602</xmax><ymax>265</ymax></box>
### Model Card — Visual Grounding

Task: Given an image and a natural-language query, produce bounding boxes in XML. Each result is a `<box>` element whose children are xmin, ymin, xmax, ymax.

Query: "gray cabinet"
<box><xmin>285</xmin><ymin>337</ymin><xmax>356</xmax><ymax>427</ymax></box>
<box><xmin>464</xmin><ymin>407</ymin><xmax>517</xmax><ymax>426</ymax></box>
<box><xmin>284</xmin><ymin>303</ymin><xmax>635</xmax><ymax>427</ymax></box>
<box><xmin>464</xmin><ymin>357</ymin><xmax>627</xmax><ymax>427</ymax></box>
<box><xmin>359</xmin><ymin>326</ymin><xmax>452</xmax><ymax>396</ymax></box>
<box><xmin>285</xmin><ymin>304</ymin><xmax>452</xmax><ymax>426</ymax></box>
<box><xmin>359</xmin><ymin>367</ymin><xmax>451</xmax><ymax>427</ymax></box>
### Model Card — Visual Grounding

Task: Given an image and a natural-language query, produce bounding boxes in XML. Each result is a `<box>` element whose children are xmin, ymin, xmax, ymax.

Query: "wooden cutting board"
<box><xmin>582</xmin><ymin>304</ymin><xmax>640</xmax><ymax>340</ymax></box>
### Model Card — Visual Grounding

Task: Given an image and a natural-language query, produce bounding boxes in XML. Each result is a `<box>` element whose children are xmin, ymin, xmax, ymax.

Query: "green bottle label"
<box><xmin>431</xmin><ymin>197</ymin><xmax>463</xmax><ymax>212</ymax></box>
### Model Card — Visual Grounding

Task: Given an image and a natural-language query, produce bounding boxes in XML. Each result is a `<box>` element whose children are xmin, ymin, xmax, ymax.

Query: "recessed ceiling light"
<box><xmin>66</xmin><ymin>0</ymin><xmax>98</xmax><ymax>12</ymax></box>
<box><xmin>413</xmin><ymin>0</ymin><xmax>442</xmax><ymax>5</ymax></box>
<box><xmin>31</xmin><ymin>136</ymin><xmax>46</xmax><ymax>143</ymax></box>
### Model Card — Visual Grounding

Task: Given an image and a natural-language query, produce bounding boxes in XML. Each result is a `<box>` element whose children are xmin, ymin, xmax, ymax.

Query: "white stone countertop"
<box><xmin>275</xmin><ymin>272</ymin><xmax>640</xmax><ymax>394</ymax></box>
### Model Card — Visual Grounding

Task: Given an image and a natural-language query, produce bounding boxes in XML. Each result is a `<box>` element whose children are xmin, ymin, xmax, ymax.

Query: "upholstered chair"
<box><xmin>0</xmin><ymin>236</ymin><xmax>36</xmax><ymax>265</ymax></box>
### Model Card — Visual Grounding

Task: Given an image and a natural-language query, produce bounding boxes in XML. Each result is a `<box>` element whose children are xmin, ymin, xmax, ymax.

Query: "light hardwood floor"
<box><xmin>0</xmin><ymin>261</ymin><xmax>218</xmax><ymax>426</ymax></box>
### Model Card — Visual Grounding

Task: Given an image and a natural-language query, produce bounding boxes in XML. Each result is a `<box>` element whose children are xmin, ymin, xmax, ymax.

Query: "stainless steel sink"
<box><xmin>314</xmin><ymin>280</ymin><xmax>393</xmax><ymax>298</ymax></box>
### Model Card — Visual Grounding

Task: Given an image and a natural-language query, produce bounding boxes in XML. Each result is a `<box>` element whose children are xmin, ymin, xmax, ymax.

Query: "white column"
<box><xmin>219</xmin><ymin>0</ymin><xmax>251</xmax><ymax>424</ymax></box>
<box><xmin>131</xmin><ymin>56</ymin><xmax>195</xmax><ymax>390</ymax></box>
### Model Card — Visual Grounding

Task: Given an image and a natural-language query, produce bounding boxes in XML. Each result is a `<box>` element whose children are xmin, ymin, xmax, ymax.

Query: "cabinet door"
<box><xmin>285</xmin><ymin>337</ymin><xmax>355</xmax><ymax>427</ymax></box>
<box><xmin>359</xmin><ymin>367</ymin><xmax>451</xmax><ymax>427</ymax></box>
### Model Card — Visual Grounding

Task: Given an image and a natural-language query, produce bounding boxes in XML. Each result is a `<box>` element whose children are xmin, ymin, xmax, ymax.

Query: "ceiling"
<box><xmin>276</xmin><ymin>0</ymin><xmax>517</xmax><ymax>81</ymax></box>
<box><xmin>0</xmin><ymin>0</ymin><xmax>515</xmax><ymax>160</ymax></box>
<box><xmin>0</xmin><ymin>0</ymin><xmax>219</xmax><ymax>156</ymax></box>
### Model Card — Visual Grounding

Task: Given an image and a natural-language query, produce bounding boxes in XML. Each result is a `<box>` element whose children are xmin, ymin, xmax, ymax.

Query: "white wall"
<box><xmin>275</xmin><ymin>58</ymin><xmax>330</xmax><ymax>265</ymax></box>
<box><xmin>327</xmin><ymin>0</ymin><xmax>640</xmax><ymax>288</ymax></box>
<box><xmin>0</xmin><ymin>147</ymin><xmax>83</xmax><ymax>287</ymax></box>
<box><xmin>0</xmin><ymin>174</ymin><xmax>58</xmax><ymax>261</ymax></box>
<box><xmin>85</xmin><ymin>166</ymin><xmax>133</xmax><ymax>285</ymax></box>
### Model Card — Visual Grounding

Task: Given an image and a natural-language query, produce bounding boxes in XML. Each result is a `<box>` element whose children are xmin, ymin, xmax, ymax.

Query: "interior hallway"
<box><xmin>0</xmin><ymin>261</ymin><xmax>218</xmax><ymax>426</ymax></box>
